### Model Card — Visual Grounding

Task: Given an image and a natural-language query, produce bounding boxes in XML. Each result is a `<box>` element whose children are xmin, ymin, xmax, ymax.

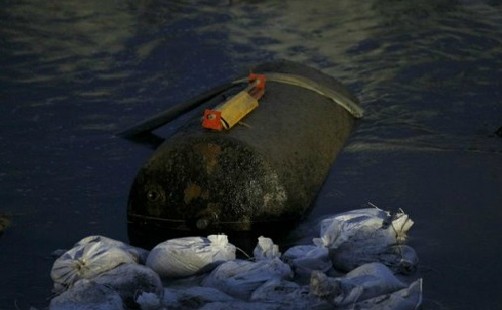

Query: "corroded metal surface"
<box><xmin>127</xmin><ymin>61</ymin><xmax>358</xmax><ymax>246</ymax></box>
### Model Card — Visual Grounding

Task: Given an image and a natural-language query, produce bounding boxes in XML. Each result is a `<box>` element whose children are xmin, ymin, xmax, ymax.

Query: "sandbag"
<box><xmin>50</xmin><ymin>238</ymin><xmax>137</xmax><ymax>292</ymax></box>
<box><xmin>89</xmin><ymin>263</ymin><xmax>164</xmax><ymax>308</ymax></box>
<box><xmin>313</xmin><ymin>207</ymin><xmax>414</xmax><ymax>271</ymax></box>
<box><xmin>201</xmin><ymin>258</ymin><xmax>292</xmax><ymax>300</ymax></box>
<box><xmin>350</xmin><ymin>278</ymin><xmax>423</xmax><ymax>309</ymax></box>
<box><xmin>253</xmin><ymin>236</ymin><xmax>281</xmax><ymax>260</ymax></box>
<box><xmin>49</xmin><ymin>279</ymin><xmax>123</xmax><ymax>310</ymax></box>
<box><xmin>310</xmin><ymin>263</ymin><xmax>407</xmax><ymax>306</ymax></box>
<box><xmin>335</xmin><ymin>262</ymin><xmax>408</xmax><ymax>305</ymax></box>
<box><xmin>313</xmin><ymin>208</ymin><xmax>404</xmax><ymax>248</ymax></box>
<box><xmin>250</xmin><ymin>278</ymin><xmax>329</xmax><ymax>309</ymax></box>
<box><xmin>146</xmin><ymin>234</ymin><xmax>236</xmax><ymax>278</ymax></box>
<box><xmin>282</xmin><ymin>245</ymin><xmax>332</xmax><ymax>279</ymax></box>
<box><xmin>75</xmin><ymin>235</ymin><xmax>149</xmax><ymax>264</ymax></box>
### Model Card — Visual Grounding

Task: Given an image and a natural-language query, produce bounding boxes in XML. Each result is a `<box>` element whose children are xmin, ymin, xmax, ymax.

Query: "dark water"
<box><xmin>1</xmin><ymin>0</ymin><xmax>501</xmax><ymax>309</ymax></box>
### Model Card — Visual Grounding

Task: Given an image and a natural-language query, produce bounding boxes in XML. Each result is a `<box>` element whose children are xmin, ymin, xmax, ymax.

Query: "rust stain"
<box><xmin>184</xmin><ymin>182</ymin><xmax>202</xmax><ymax>204</ymax></box>
<box><xmin>194</xmin><ymin>143</ymin><xmax>222</xmax><ymax>174</ymax></box>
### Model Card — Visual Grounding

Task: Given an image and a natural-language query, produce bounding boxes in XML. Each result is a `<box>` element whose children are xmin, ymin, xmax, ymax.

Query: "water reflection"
<box><xmin>1</xmin><ymin>1</ymin><xmax>135</xmax><ymax>82</ymax></box>
<box><xmin>0</xmin><ymin>0</ymin><xmax>210</xmax><ymax>112</ymax></box>
<box><xmin>0</xmin><ymin>0</ymin><xmax>501</xmax><ymax>308</ymax></box>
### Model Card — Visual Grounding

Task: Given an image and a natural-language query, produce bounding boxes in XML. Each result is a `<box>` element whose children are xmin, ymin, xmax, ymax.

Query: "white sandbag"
<box><xmin>50</xmin><ymin>239</ymin><xmax>136</xmax><ymax>292</ymax></box>
<box><xmin>49</xmin><ymin>279</ymin><xmax>123</xmax><ymax>310</ymax></box>
<box><xmin>146</xmin><ymin>234</ymin><xmax>236</xmax><ymax>278</ymax></box>
<box><xmin>75</xmin><ymin>235</ymin><xmax>149</xmax><ymax>264</ymax></box>
<box><xmin>282</xmin><ymin>245</ymin><xmax>331</xmax><ymax>279</ymax></box>
<box><xmin>250</xmin><ymin>278</ymin><xmax>329</xmax><ymax>309</ymax></box>
<box><xmin>253</xmin><ymin>236</ymin><xmax>281</xmax><ymax>260</ymax></box>
<box><xmin>350</xmin><ymin>278</ymin><xmax>423</xmax><ymax>310</ymax></box>
<box><xmin>163</xmin><ymin>286</ymin><xmax>235</xmax><ymax>309</ymax></box>
<box><xmin>201</xmin><ymin>258</ymin><xmax>292</xmax><ymax>300</ymax></box>
<box><xmin>89</xmin><ymin>263</ymin><xmax>164</xmax><ymax>308</ymax></box>
<box><xmin>336</xmin><ymin>262</ymin><xmax>407</xmax><ymax>305</ymax></box>
<box><xmin>313</xmin><ymin>207</ymin><xmax>414</xmax><ymax>271</ymax></box>
<box><xmin>310</xmin><ymin>263</ymin><xmax>407</xmax><ymax>306</ymax></box>
<box><xmin>314</xmin><ymin>207</ymin><xmax>390</xmax><ymax>250</ymax></box>
<box><xmin>332</xmin><ymin>244</ymin><xmax>419</xmax><ymax>274</ymax></box>
<box><xmin>313</xmin><ymin>208</ymin><xmax>392</xmax><ymax>248</ymax></box>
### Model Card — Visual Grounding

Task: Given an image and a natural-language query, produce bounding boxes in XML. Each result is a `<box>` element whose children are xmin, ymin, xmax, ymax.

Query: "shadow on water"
<box><xmin>0</xmin><ymin>0</ymin><xmax>501</xmax><ymax>308</ymax></box>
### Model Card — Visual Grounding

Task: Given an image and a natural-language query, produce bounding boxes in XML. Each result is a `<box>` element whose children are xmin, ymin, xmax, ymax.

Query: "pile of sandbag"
<box><xmin>47</xmin><ymin>206</ymin><xmax>422</xmax><ymax>309</ymax></box>
<box><xmin>49</xmin><ymin>234</ymin><xmax>235</xmax><ymax>309</ymax></box>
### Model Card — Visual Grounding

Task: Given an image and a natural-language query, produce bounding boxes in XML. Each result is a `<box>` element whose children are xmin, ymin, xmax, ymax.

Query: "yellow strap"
<box><xmin>214</xmin><ymin>91</ymin><xmax>259</xmax><ymax>129</ymax></box>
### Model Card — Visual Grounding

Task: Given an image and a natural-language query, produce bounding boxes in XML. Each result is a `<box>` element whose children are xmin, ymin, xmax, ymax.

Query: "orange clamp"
<box><xmin>202</xmin><ymin>109</ymin><xmax>223</xmax><ymax>131</ymax></box>
<box><xmin>248</xmin><ymin>73</ymin><xmax>266</xmax><ymax>100</ymax></box>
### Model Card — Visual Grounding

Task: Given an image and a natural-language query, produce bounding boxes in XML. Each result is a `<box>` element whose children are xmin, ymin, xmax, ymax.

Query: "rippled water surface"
<box><xmin>1</xmin><ymin>0</ymin><xmax>501</xmax><ymax>308</ymax></box>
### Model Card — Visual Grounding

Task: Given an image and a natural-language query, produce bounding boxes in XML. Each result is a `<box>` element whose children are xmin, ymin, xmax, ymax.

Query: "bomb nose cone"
<box><xmin>127</xmin><ymin>137</ymin><xmax>290</xmax><ymax>229</ymax></box>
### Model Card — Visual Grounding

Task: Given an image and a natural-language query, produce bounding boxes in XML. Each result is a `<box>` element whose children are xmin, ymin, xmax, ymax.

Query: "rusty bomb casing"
<box><xmin>127</xmin><ymin>61</ymin><xmax>361</xmax><ymax>248</ymax></box>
